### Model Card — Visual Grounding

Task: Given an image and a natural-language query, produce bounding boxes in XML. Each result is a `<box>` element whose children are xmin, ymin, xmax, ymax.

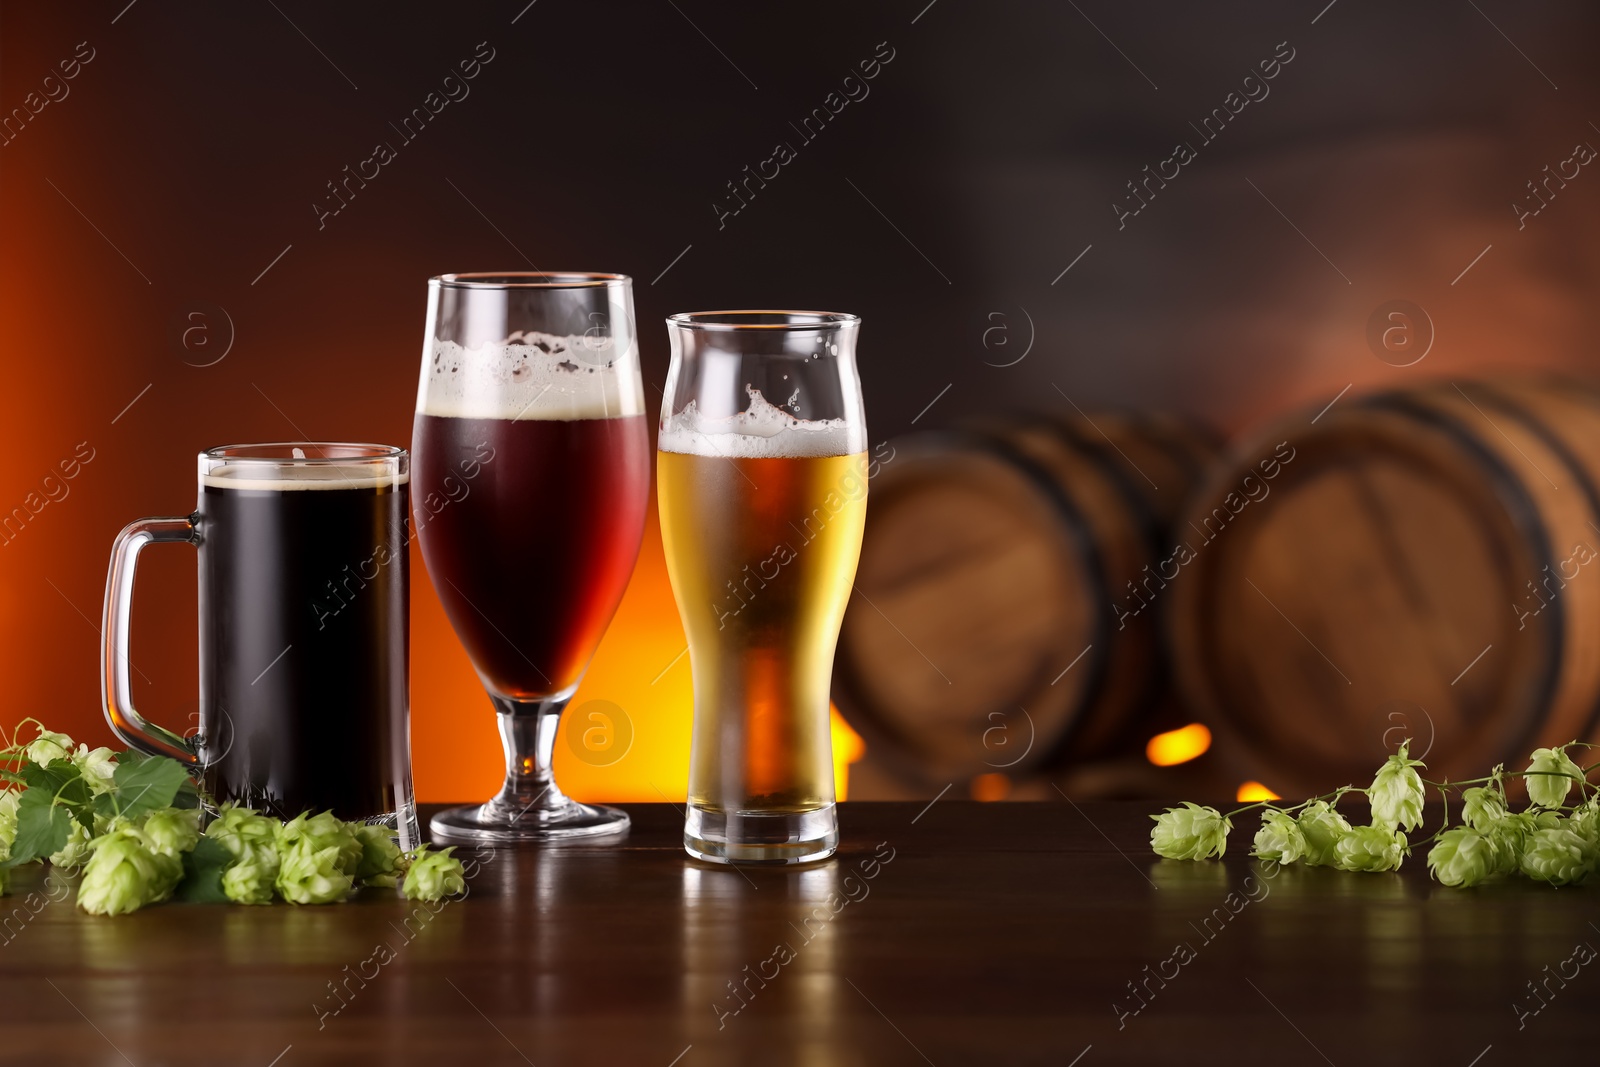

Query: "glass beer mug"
<box><xmin>101</xmin><ymin>444</ymin><xmax>417</xmax><ymax>844</ymax></box>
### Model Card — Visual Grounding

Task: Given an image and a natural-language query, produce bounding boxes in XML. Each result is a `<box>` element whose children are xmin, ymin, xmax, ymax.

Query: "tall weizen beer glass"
<box><xmin>658</xmin><ymin>311</ymin><xmax>867</xmax><ymax>864</ymax></box>
<box><xmin>415</xmin><ymin>273</ymin><xmax>649</xmax><ymax>842</ymax></box>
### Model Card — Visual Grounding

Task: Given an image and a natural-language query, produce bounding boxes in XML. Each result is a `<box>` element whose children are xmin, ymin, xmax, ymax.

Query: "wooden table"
<box><xmin>0</xmin><ymin>801</ymin><xmax>1589</xmax><ymax>1064</ymax></box>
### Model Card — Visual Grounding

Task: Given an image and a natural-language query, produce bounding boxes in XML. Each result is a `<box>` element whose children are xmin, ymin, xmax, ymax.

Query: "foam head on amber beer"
<box><xmin>421</xmin><ymin>333</ymin><xmax>646</xmax><ymax>422</ymax></box>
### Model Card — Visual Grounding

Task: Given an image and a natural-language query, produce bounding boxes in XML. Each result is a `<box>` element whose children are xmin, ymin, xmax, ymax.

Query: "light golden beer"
<box><xmin>659</xmin><ymin>450</ymin><xmax>867</xmax><ymax>816</ymax></box>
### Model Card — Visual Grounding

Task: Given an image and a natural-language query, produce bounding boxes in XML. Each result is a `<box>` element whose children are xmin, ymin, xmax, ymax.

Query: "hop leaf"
<box><xmin>1427</xmin><ymin>827</ymin><xmax>1497</xmax><ymax>887</ymax></box>
<box><xmin>1524</xmin><ymin>746</ymin><xmax>1584</xmax><ymax>809</ymax></box>
<box><xmin>1334</xmin><ymin>825</ymin><xmax>1407</xmax><ymax>872</ymax></box>
<box><xmin>1368</xmin><ymin>741</ymin><xmax>1426</xmax><ymax>832</ymax></box>
<box><xmin>76</xmin><ymin>828</ymin><xmax>181</xmax><ymax>915</ymax></box>
<box><xmin>1295</xmin><ymin>801</ymin><xmax>1352</xmax><ymax>867</ymax></box>
<box><xmin>401</xmin><ymin>845</ymin><xmax>466</xmax><ymax>902</ymax></box>
<box><xmin>9</xmin><ymin>787</ymin><xmax>71</xmax><ymax>865</ymax></box>
<box><xmin>1519</xmin><ymin>827</ymin><xmax>1592</xmax><ymax>885</ymax></box>
<box><xmin>109</xmin><ymin>754</ymin><xmax>191</xmax><ymax>822</ymax></box>
<box><xmin>1252</xmin><ymin>809</ymin><xmax>1307</xmax><ymax>864</ymax></box>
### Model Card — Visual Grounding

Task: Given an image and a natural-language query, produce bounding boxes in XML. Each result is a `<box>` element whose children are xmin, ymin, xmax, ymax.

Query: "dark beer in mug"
<box><xmin>199</xmin><ymin>461</ymin><xmax>410</xmax><ymax>819</ymax></box>
<box><xmin>101</xmin><ymin>444</ymin><xmax>417</xmax><ymax>844</ymax></box>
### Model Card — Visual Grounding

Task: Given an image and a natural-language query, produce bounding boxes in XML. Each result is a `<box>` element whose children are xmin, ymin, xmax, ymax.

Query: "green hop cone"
<box><xmin>276</xmin><ymin>839</ymin><xmax>355</xmax><ymax>904</ymax></box>
<box><xmin>1295</xmin><ymin>800</ymin><xmax>1352</xmax><ymax>867</ymax></box>
<box><xmin>76</xmin><ymin>829</ymin><xmax>181</xmax><ymax>915</ymax></box>
<box><xmin>25</xmin><ymin>728</ymin><xmax>75</xmax><ymax>767</ymax></box>
<box><xmin>401</xmin><ymin>845</ymin><xmax>466</xmax><ymax>902</ymax></box>
<box><xmin>1334</xmin><ymin>825</ymin><xmax>1407</xmax><ymax>872</ymax></box>
<box><xmin>0</xmin><ymin>789</ymin><xmax>20</xmax><ymax>858</ymax></box>
<box><xmin>1460</xmin><ymin>785</ymin><xmax>1507</xmax><ymax>831</ymax></box>
<box><xmin>1519</xmin><ymin>826</ymin><xmax>1592</xmax><ymax>885</ymax></box>
<box><xmin>278</xmin><ymin>811</ymin><xmax>362</xmax><ymax>873</ymax></box>
<box><xmin>1568</xmin><ymin>798</ymin><xmax>1600</xmax><ymax>855</ymax></box>
<box><xmin>51</xmin><ymin>820</ymin><xmax>98</xmax><ymax>870</ymax></box>
<box><xmin>1486</xmin><ymin>810</ymin><xmax>1555</xmax><ymax>875</ymax></box>
<box><xmin>1368</xmin><ymin>741</ymin><xmax>1426</xmax><ymax>832</ymax></box>
<box><xmin>1252</xmin><ymin>809</ymin><xmax>1307</xmax><ymax>864</ymax></box>
<box><xmin>353</xmin><ymin>824</ymin><xmax>404</xmax><ymax>885</ymax></box>
<box><xmin>1427</xmin><ymin>827</ymin><xmax>1497</xmax><ymax>887</ymax></box>
<box><xmin>71</xmin><ymin>745</ymin><xmax>118</xmax><ymax>795</ymax></box>
<box><xmin>206</xmin><ymin>804</ymin><xmax>279</xmax><ymax>855</ymax></box>
<box><xmin>275</xmin><ymin>812</ymin><xmax>361</xmax><ymax>905</ymax></box>
<box><xmin>1149</xmin><ymin>802</ymin><xmax>1231</xmax><ymax>861</ymax></box>
<box><xmin>1524</xmin><ymin>745</ymin><xmax>1584</xmax><ymax>809</ymax></box>
<box><xmin>220</xmin><ymin>841</ymin><xmax>280</xmax><ymax>905</ymax></box>
<box><xmin>139</xmin><ymin>808</ymin><xmax>200</xmax><ymax>858</ymax></box>
<box><xmin>206</xmin><ymin>805</ymin><xmax>284</xmax><ymax>905</ymax></box>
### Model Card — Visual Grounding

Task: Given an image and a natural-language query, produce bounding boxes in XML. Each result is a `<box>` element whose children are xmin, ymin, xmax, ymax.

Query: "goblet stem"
<box><xmin>487</xmin><ymin>692</ymin><xmax>572</xmax><ymax>821</ymax></box>
<box><xmin>428</xmin><ymin>690</ymin><xmax>631</xmax><ymax>843</ymax></box>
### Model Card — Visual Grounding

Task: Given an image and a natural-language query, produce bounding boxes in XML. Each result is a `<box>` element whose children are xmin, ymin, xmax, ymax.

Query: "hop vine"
<box><xmin>1150</xmin><ymin>740</ymin><xmax>1600</xmax><ymax>888</ymax></box>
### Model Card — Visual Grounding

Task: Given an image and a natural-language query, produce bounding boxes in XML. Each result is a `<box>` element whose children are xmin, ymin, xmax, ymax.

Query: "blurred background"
<box><xmin>4</xmin><ymin>1</ymin><xmax>1600</xmax><ymax>806</ymax></box>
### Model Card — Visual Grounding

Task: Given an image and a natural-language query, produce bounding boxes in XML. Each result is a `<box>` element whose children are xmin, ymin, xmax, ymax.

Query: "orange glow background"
<box><xmin>0</xmin><ymin>14</ymin><xmax>864</xmax><ymax>803</ymax></box>
<box><xmin>0</xmin><ymin>6</ymin><xmax>877</xmax><ymax>807</ymax></box>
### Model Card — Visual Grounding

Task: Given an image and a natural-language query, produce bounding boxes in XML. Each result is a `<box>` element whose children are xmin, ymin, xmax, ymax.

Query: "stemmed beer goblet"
<box><xmin>414</xmin><ymin>273</ymin><xmax>649</xmax><ymax>842</ymax></box>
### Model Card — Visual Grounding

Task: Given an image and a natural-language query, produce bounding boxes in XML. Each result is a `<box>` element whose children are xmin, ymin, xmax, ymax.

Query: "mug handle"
<box><xmin>100</xmin><ymin>515</ymin><xmax>201</xmax><ymax>766</ymax></box>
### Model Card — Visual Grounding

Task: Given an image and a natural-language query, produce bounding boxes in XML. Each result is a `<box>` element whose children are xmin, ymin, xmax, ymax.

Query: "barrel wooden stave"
<box><xmin>1167</xmin><ymin>378</ymin><xmax>1600</xmax><ymax>794</ymax></box>
<box><xmin>836</xmin><ymin>414</ymin><xmax>1216</xmax><ymax>791</ymax></box>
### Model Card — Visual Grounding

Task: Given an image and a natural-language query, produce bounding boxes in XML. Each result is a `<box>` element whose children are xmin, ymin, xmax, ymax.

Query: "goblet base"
<box><xmin>430</xmin><ymin>796</ymin><xmax>630</xmax><ymax>844</ymax></box>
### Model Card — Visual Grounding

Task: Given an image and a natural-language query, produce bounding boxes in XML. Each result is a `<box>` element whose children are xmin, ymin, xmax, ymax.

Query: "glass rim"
<box><xmin>666</xmin><ymin>310</ymin><xmax>860</xmax><ymax>332</ymax></box>
<box><xmin>430</xmin><ymin>271</ymin><xmax>632</xmax><ymax>290</ymax></box>
<box><xmin>200</xmin><ymin>443</ymin><xmax>406</xmax><ymax>465</ymax></box>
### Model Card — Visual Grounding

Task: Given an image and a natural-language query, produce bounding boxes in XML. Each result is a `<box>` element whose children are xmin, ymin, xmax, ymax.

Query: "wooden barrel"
<box><xmin>833</xmin><ymin>412</ymin><xmax>1218</xmax><ymax>790</ymax></box>
<box><xmin>1166</xmin><ymin>378</ymin><xmax>1600</xmax><ymax>795</ymax></box>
